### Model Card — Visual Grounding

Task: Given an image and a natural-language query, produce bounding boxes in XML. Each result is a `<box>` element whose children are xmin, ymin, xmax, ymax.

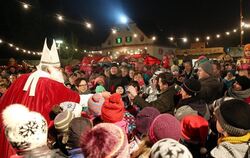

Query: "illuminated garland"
<box><xmin>0</xmin><ymin>39</ymin><xmax>41</xmax><ymax>56</ymax></box>
<box><xmin>1</xmin><ymin>1</ymin><xmax>249</xmax><ymax>57</ymax></box>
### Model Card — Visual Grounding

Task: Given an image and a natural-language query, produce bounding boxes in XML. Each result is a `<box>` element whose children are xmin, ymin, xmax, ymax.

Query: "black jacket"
<box><xmin>134</xmin><ymin>85</ymin><xmax>177</xmax><ymax>114</ymax></box>
<box><xmin>199</xmin><ymin>76</ymin><xmax>223</xmax><ymax>104</ymax></box>
<box><xmin>105</xmin><ymin>74</ymin><xmax>122</xmax><ymax>93</ymax></box>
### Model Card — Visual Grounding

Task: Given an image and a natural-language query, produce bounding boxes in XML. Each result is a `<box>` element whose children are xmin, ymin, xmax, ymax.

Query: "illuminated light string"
<box><xmin>167</xmin><ymin>25</ymin><xmax>250</xmax><ymax>43</ymax></box>
<box><xmin>0</xmin><ymin>38</ymin><xmax>99</xmax><ymax>56</ymax></box>
<box><xmin>19</xmin><ymin>1</ymin><xmax>93</xmax><ymax>30</ymax></box>
<box><xmin>0</xmin><ymin>39</ymin><xmax>41</xmax><ymax>56</ymax></box>
<box><xmin>18</xmin><ymin>1</ymin><xmax>250</xmax><ymax>44</ymax></box>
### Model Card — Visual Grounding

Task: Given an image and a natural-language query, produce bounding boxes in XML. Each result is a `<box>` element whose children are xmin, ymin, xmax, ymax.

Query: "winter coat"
<box><xmin>144</xmin><ymin>85</ymin><xmax>159</xmax><ymax>103</ymax></box>
<box><xmin>199</xmin><ymin>76</ymin><xmax>223</xmax><ymax>104</ymax></box>
<box><xmin>105</xmin><ymin>75</ymin><xmax>122</xmax><ymax>93</ymax></box>
<box><xmin>211</xmin><ymin>141</ymin><xmax>250</xmax><ymax>158</ymax></box>
<box><xmin>175</xmin><ymin>97</ymin><xmax>210</xmax><ymax>120</ymax></box>
<box><xmin>134</xmin><ymin>85</ymin><xmax>177</xmax><ymax>114</ymax></box>
<box><xmin>121</xmin><ymin>75</ymin><xmax>131</xmax><ymax>86</ymax></box>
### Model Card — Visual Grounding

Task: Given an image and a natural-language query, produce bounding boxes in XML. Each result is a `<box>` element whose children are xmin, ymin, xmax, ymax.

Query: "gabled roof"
<box><xmin>102</xmin><ymin>22</ymin><xmax>153</xmax><ymax>48</ymax></box>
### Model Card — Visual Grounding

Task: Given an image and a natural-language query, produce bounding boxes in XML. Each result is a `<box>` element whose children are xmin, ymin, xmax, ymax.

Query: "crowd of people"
<box><xmin>0</xmin><ymin>40</ymin><xmax>250</xmax><ymax>158</ymax></box>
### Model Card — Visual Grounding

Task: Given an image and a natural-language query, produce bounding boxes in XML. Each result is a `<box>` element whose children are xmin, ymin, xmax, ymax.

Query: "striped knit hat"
<box><xmin>54</xmin><ymin>110</ymin><xmax>74</xmax><ymax>133</ymax></box>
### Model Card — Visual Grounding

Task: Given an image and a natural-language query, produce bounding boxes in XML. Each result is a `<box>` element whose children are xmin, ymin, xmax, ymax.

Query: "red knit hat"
<box><xmin>101</xmin><ymin>93</ymin><xmax>125</xmax><ymax>123</ymax></box>
<box><xmin>148</xmin><ymin>114</ymin><xmax>181</xmax><ymax>143</ymax></box>
<box><xmin>181</xmin><ymin>115</ymin><xmax>209</xmax><ymax>146</ymax></box>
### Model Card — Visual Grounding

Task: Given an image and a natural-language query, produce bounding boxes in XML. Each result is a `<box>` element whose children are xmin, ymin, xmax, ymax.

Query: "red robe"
<box><xmin>0</xmin><ymin>73</ymin><xmax>80</xmax><ymax>158</ymax></box>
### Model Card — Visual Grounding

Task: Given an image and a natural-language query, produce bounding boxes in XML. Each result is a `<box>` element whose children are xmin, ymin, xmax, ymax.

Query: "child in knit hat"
<box><xmin>129</xmin><ymin>107</ymin><xmax>160</xmax><ymax>154</ymax></box>
<box><xmin>180</xmin><ymin>115</ymin><xmax>209</xmax><ymax>158</ymax></box>
<box><xmin>53</xmin><ymin>110</ymin><xmax>75</xmax><ymax>156</ymax></box>
<box><xmin>211</xmin><ymin>99</ymin><xmax>250</xmax><ymax>158</ymax></box>
<box><xmin>67</xmin><ymin>117</ymin><xmax>92</xmax><ymax>157</ymax></box>
<box><xmin>2</xmin><ymin>104</ymin><xmax>65</xmax><ymax>157</ymax></box>
<box><xmin>148</xmin><ymin>113</ymin><xmax>181</xmax><ymax>143</ymax></box>
<box><xmin>101</xmin><ymin>93</ymin><xmax>136</xmax><ymax>138</ymax></box>
<box><xmin>81</xmin><ymin>123</ymin><xmax>130</xmax><ymax>158</ymax></box>
<box><xmin>135</xmin><ymin>107</ymin><xmax>161</xmax><ymax>136</ymax></box>
<box><xmin>78</xmin><ymin>93</ymin><xmax>105</xmax><ymax>126</ymax></box>
<box><xmin>150</xmin><ymin>138</ymin><xmax>193</xmax><ymax>158</ymax></box>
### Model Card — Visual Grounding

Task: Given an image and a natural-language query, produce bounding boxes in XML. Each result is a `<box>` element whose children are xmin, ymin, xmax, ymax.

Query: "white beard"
<box><xmin>49</xmin><ymin>66</ymin><xmax>65</xmax><ymax>83</ymax></box>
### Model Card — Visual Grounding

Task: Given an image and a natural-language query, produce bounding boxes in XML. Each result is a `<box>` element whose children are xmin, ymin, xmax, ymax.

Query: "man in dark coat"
<box><xmin>127</xmin><ymin>72</ymin><xmax>177</xmax><ymax>114</ymax></box>
<box><xmin>197</xmin><ymin>60</ymin><xmax>223</xmax><ymax>104</ymax></box>
<box><xmin>105</xmin><ymin>63</ymin><xmax>122</xmax><ymax>93</ymax></box>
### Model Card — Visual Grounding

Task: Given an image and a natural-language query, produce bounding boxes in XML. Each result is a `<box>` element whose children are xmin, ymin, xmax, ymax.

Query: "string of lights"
<box><xmin>1</xmin><ymin>1</ymin><xmax>249</xmax><ymax>57</ymax></box>
<box><xmin>0</xmin><ymin>37</ymin><xmax>94</xmax><ymax>56</ymax></box>
<box><xmin>19</xmin><ymin>1</ymin><xmax>250</xmax><ymax>43</ymax></box>
<box><xmin>0</xmin><ymin>38</ymin><xmax>41</xmax><ymax>56</ymax></box>
<box><xmin>166</xmin><ymin>23</ymin><xmax>250</xmax><ymax>43</ymax></box>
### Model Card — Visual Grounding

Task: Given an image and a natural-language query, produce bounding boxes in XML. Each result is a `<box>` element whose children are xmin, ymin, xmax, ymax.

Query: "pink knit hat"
<box><xmin>136</xmin><ymin>107</ymin><xmax>160</xmax><ymax>134</ymax></box>
<box><xmin>148</xmin><ymin>114</ymin><xmax>181</xmax><ymax>143</ymax></box>
<box><xmin>88</xmin><ymin>93</ymin><xmax>105</xmax><ymax>116</ymax></box>
<box><xmin>81</xmin><ymin>123</ymin><xmax>129</xmax><ymax>158</ymax></box>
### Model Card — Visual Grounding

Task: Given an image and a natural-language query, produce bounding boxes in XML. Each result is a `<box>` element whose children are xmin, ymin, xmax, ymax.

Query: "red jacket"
<box><xmin>0</xmin><ymin>73</ymin><xmax>80</xmax><ymax>158</ymax></box>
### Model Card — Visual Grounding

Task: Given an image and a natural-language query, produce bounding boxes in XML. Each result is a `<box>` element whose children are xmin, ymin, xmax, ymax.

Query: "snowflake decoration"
<box><xmin>19</xmin><ymin>121</ymin><xmax>39</xmax><ymax>138</ymax></box>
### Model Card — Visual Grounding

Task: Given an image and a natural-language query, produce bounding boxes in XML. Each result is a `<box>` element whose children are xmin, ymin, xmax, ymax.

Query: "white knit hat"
<box><xmin>2</xmin><ymin>104</ymin><xmax>48</xmax><ymax>152</ymax></box>
<box><xmin>150</xmin><ymin>138</ymin><xmax>193</xmax><ymax>158</ymax></box>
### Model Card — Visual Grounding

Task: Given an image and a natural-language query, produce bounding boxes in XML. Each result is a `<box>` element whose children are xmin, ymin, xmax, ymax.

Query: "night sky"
<box><xmin>0</xmin><ymin>0</ymin><xmax>249</xmax><ymax>60</ymax></box>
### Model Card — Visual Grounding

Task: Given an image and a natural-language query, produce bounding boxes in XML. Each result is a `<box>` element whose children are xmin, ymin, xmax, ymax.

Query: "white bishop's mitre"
<box><xmin>23</xmin><ymin>38</ymin><xmax>61</xmax><ymax>96</ymax></box>
<box><xmin>37</xmin><ymin>39</ymin><xmax>61</xmax><ymax>69</ymax></box>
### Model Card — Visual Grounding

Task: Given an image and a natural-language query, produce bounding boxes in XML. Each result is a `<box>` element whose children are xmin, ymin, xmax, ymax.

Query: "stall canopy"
<box><xmin>80</xmin><ymin>56</ymin><xmax>103</xmax><ymax>66</ymax></box>
<box><xmin>144</xmin><ymin>55</ymin><xmax>161</xmax><ymax>66</ymax></box>
<box><xmin>98</xmin><ymin>56</ymin><xmax>112</xmax><ymax>63</ymax></box>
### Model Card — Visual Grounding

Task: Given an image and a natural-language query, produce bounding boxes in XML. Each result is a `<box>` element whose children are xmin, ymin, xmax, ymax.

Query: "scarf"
<box><xmin>218</xmin><ymin>133</ymin><xmax>250</xmax><ymax>144</ymax></box>
<box><xmin>226</xmin><ymin>88</ymin><xmax>250</xmax><ymax>100</ymax></box>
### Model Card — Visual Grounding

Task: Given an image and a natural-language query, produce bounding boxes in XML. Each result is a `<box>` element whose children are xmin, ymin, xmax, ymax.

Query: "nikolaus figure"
<box><xmin>0</xmin><ymin>39</ymin><xmax>80</xmax><ymax>157</ymax></box>
<box><xmin>237</xmin><ymin>44</ymin><xmax>250</xmax><ymax>78</ymax></box>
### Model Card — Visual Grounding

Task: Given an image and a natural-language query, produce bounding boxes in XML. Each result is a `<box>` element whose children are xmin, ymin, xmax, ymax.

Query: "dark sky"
<box><xmin>0</xmin><ymin>0</ymin><xmax>249</xmax><ymax>59</ymax></box>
